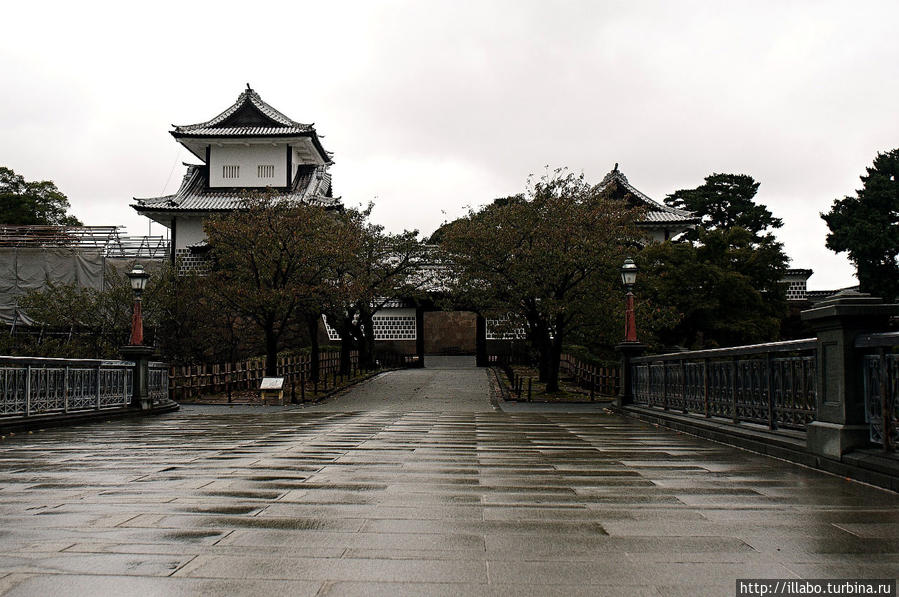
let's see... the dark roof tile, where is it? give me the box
[132,164,340,212]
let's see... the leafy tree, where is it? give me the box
[641,173,789,348]
[149,266,258,366]
[822,149,899,301]
[324,207,426,373]
[665,173,782,237]
[639,228,786,348]
[440,170,643,391]
[0,167,82,226]
[204,196,348,376]
[17,264,137,358]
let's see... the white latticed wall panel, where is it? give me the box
[323,308,417,341]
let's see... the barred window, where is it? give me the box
[257,165,275,178]
[222,165,239,179]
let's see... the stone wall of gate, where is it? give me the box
[423,311,476,355]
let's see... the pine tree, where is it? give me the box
[823,149,899,301]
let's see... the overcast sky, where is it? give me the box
[2,0,897,290]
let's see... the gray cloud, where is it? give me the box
[2,0,896,289]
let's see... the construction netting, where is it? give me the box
[0,248,104,325]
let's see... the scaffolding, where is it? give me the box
[0,225,170,259]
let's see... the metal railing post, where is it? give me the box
[25,365,31,417]
[96,365,102,410]
[880,348,892,452]
[662,362,668,411]
[731,357,739,424]
[766,352,776,430]
[703,358,710,418]
[64,366,69,414]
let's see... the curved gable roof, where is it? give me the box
[595,166,698,228]
[170,86,332,163]
[173,85,311,133]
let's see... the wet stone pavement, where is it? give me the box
[0,367,898,596]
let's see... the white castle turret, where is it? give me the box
[133,85,340,270]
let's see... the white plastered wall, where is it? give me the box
[209,144,286,187]
[174,217,207,251]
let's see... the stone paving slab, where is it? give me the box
[1,367,898,595]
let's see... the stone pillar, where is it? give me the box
[120,345,155,410]
[615,341,646,407]
[415,307,425,368]
[801,291,898,459]
[475,315,487,367]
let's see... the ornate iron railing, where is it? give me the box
[857,332,899,450]
[0,356,133,418]
[632,339,817,431]
[148,361,169,406]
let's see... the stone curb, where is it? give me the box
[0,399,180,435]
[617,405,899,493]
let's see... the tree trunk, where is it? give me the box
[359,308,377,369]
[545,334,564,393]
[537,345,551,384]
[338,323,353,376]
[307,315,320,383]
[264,322,279,377]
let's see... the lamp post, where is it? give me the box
[615,257,645,407]
[121,264,155,410]
[620,257,638,343]
[126,264,150,346]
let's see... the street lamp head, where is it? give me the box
[126,264,150,294]
[620,257,638,288]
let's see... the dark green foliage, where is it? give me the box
[645,173,789,348]
[204,196,345,376]
[639,229,787,348]
[16,265,135,358]
[323,206,425,373]
[822,149,899,301]
[440,170,644,391]
[665,173,782,237]
[0,166,82,226]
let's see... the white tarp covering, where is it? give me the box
[0,248,104,325]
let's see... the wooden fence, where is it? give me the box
[169,350,419,401]
[169,351,352,401]
[489,352,620,399]
[559,353,620,397]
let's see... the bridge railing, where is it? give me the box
[857,331,899,449]
[631,339,817,431]
[148,361,169,407]
[0,356,134,418]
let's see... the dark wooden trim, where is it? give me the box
[415,307,425,365]
[476,315,487,367]
[170,217,177,266]
[204,146,211,190]
[286,145,292,187]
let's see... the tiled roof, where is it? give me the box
[595,167,698,227]
[170,86,332,163]
[176,126,312,137]
[173,86,312,133]
[807,286,860,303]
[132,164,340,213]
[784,268,813,277]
